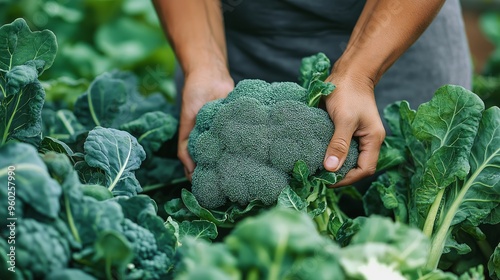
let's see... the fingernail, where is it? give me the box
[325,156,339,170]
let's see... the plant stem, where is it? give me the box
[65,193,82,243]
[268,231,288,280]
[477,239,494,260]
[105,258,113,280]
[422,188,444,237]
[426,163,485,270]
[2,91,22,145]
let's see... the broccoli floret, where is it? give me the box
[122,219,170,280]
[188,53,359,209]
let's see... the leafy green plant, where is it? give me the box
[366,85,500,275]
[0,18,57,146]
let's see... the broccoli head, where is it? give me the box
[188,53,359,209]
[122,219,170,280]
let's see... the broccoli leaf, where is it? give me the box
[298,53,336,107]
[120,111,178,155]
[173,237,240,280]
[452,107,500,227]
[298,52,331,89]
[339,216,430,278]
[0,19,56,145]
[366,85,500,272]
[225,208,343,279]
[179,220,218,241]
[42,109,86,140]
[39,136,77,157]
[489,243,500,280]
[181,189,228,225]
[83,127,146,196]
[276,186,308,212]
[94,231,134,279]
[412,85,484,190]
[0,142,61,219]
[73,73,128,129]
[0,18,57,74]
[1,63,46,145]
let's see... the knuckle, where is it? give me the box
[329,138,350,154]
[364,166,377,176]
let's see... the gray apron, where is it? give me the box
[176,0,472,125]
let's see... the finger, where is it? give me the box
[332,129,385,187]
[178,139,195,181]
[177,112,196,180]
[323,121,356,172]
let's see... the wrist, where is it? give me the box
[330,54,380,87]
[326,58,376,93]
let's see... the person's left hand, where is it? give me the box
[322,72,386,187]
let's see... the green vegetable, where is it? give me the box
[366,85,500,274]
[188,53,359,209]
[121,219,170,280]
[0,18,57,146]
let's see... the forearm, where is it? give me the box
[337,0,446,84]
[152,0,228,74]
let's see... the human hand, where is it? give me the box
[322,72,386,187]
[178,68,234,180]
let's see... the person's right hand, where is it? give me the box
[178,67,234,180]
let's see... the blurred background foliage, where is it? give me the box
[0,0,498,107]
[0,0,176,107]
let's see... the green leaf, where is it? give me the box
[173,237,240,280]
[73,73,128,129]
[458,265,485,280]
[179,220,218,241]
[489,243,500,280]
[377,136,406,171]
[413,85,484,190]
[383,101,403,137]
[164,198,197,221]
[181,189,228,225]
[299,52,331,89]
[71,198,124,247]
[0,18,57,73]
[95,17,164,66]
[297,52,336,107]
[0,142,61,219]
[307,80,335,108]
[225,208,341,279]
[452,107,500,227]
[341,216,430,275]
[363,171,408,223]
[74,161,107,186]
[120,111,178,155]
[41,109,86,140]
[313,170,343,185]
[5,60,43,94]
[276,186,308,212]
[1,71,45,145]
[291,160,310,184]
[480,12,500,45]
[226,200,267,223]
[83,127,146,196]
[39,136,76,156]
[81,184,113,201]
[94,231,133,279]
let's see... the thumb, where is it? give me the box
[323,128,354,172]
